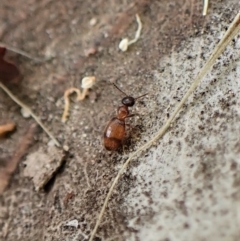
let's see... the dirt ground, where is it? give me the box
[0,0,240,241]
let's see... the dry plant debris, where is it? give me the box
[203,0,209,16]
[89,11,240,241]
[118,14,142,52]
[62,76,96,123]
[0,124,36,194]
[23,146,65,192]
[0,122,16,136]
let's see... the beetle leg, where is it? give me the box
[125,113,135,118]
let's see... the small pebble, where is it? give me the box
[63,145,69,152]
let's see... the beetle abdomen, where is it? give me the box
[103,117,125,151]
[104,137,122,151]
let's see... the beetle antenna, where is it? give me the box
[112,83,128,96]
[134,93,148,100]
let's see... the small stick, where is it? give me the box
[203,0,209,16]
[0,81,60,147]
[0,122,15,136]
[0,42,50,62]
[89,11,240,241]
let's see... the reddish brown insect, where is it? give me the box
[103,84,147,151]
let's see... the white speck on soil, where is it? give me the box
[64,219,79,228]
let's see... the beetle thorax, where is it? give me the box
[117,106,129,120]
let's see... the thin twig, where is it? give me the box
[89,11,240,241]
[0,42,50,62]
[0,81,60,147]
[203,0,209,16]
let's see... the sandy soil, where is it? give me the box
[0,1,240,241]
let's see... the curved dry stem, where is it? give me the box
[61,87,88,123]
[62,77,95,123]
[0,81,60,147]
[89,11,240,241]
[119,14,143,52]
[62,88,81,123]
[128,14,142,46]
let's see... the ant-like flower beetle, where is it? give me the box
[103,83,147,151]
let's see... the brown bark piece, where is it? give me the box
[0,124,36,193]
